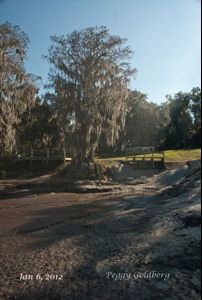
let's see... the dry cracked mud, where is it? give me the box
[0,167,201,300]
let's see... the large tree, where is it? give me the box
[0,22,41,152]
[44,26,136,178]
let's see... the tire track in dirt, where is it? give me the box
[0,195,136,237]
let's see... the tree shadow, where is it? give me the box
[0,185,201,299]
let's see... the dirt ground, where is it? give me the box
[0,164,201,300]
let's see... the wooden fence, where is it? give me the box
[14,148,71,165]
[126,151,136,162]
[126,152,165,169]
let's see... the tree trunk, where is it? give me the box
[88,147,95,163]
[67,154,85,180]
[66,142,97,179]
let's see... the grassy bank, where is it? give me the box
[163,149,201,162]
[97,149,201,163]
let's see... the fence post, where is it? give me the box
[31,149,33,164]
[15,149,17,166]
[152,152,154,168]
[63,147,66,165]
[47,148,49,165]
[133,156,137,169]
[143,152,146,169]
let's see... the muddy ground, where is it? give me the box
[0,165,201,300]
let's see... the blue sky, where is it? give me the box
[0,0,201,104]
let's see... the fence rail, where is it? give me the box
[126,151,165,169]
[14,148,71,165]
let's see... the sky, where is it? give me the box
[0,0,201,104]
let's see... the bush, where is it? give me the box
[0,149,15,178]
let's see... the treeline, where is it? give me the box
[120,88,201,151]
[0,22,201,166]
[14,87,201,153]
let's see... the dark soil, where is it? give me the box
[0,167,201,300]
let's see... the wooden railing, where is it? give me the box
[126,151,136,162]
[14,148,71,165]
[126,152,165,169]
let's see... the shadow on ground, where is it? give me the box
[0,178,201,300]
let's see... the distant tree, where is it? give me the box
[0,22,41,152]
[122,90,149,148]
[43,26,136,178]
[17,95,60,149]
[162,91,193,149]
[117,90,170,150]
[189,87,201,148]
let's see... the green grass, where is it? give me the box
[97,149,201,163]
[163,149,201,162]
[95,152,127,160]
